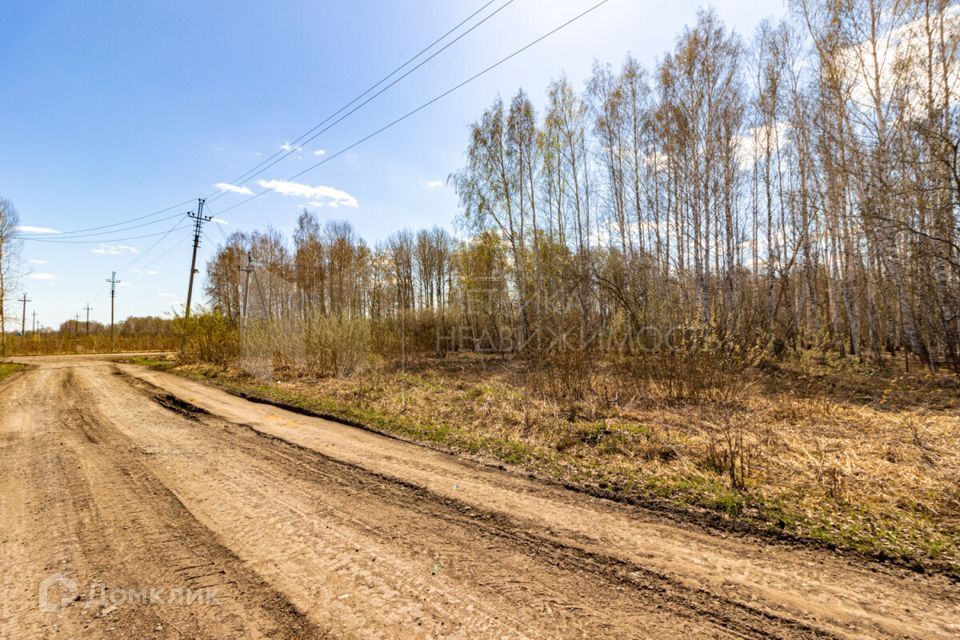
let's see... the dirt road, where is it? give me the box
[0,355,956,639]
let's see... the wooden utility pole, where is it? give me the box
[73,313,80,337]
[185,198,211,319]
[18,293,30,338]
[106,272,120,348]
[31,310,37,333]
[84,304,92,335]
[239,252,254,326]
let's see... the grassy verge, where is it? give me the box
[134,354,960,577]
[125,355,178,371]
[0,362,27,382]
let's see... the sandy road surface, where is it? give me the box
[0,355,957,639]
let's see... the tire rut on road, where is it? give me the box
[111,369,832,639]
[0,366,328,639]
[5,355,959,639]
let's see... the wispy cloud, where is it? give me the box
[211,217,229,225]
[426,179,445,189]
[313,149,326,157]
[280,141,302,153]
[27,272,56,281]
[92,244,139,255]
[29,258,49,265]
[145,270,160,276]
[213,182,253,196]
[257,179,358,208]
[18,225,60,234]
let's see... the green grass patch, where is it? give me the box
[0,362,26,381]
[125,356,177,371]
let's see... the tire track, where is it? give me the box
[0,366,328,639]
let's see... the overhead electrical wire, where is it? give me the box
[88,217,192,306]
[21,0,612,317]
[16,0,518,246]
[19,211,187,242]
[22,224,192,244]
[206,0,515,203]
[19,198,195,238]
[120,217,193,275]
[216,0,612,217]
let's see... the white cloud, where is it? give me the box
[145,270,160,276]
[29,258,49,265]
[27,272,56,281]
[313,149,326,157]
[17,226,60,234]
[280,141,302,153]
[426,180,445,189]
[211,217,230,225]
[92,244,139,256]
[213,182,253,196]
[257,179,358,208]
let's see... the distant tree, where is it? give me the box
[0,197,21,356]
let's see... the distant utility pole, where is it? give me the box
[31,310,37,334]
[106,271,120,346]
[18,293,30,338]
[84,304,92,335]
[73,313,80,337]
[184,198,211,319]
[239,252,254,326]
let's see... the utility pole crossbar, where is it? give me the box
[106,272,120,348]
[185,198,211,319]
[18,293,30,339]
[239,252,254,326]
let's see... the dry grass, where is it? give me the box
[158,350,960,575]
[3,333,178,356]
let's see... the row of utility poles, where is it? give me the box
[14,295,106,339]
[12,197,240,344]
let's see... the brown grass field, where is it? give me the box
[131,350,960,576]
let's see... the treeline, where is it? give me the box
[51,315,174,338]
[7,316,178,356]
[206,1,960,373]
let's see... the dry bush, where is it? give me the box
[526,348,599,406]
[302,316,371,377]
[702,409,759,491]
[174,311,240,366]
[240,316,371,379]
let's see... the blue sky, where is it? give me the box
[0,0,786,328]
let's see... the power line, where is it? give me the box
[206,0,515,203]
[136,232,189,273]
[20,224,191,244]
[118,217,192,276]
[18,198,194,237]
[217,0,613,217]
[18,211,186,241]
[87,217,191,307]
